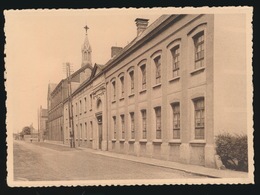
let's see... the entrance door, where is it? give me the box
[97,115,102,150]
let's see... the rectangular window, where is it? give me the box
[130,71,134,94]
[154,56,161,84]
[80,123,82,139]
[194,98,205,139]
[112,81,116,101]
[121,115,125,139]
[79,100,82,115]
[76,102,78,116]
[155,107,161,139]
[84,97,87,112]
[171,45,180,78]
[90,121,93,138]
[120,76,124,96]
[172,103,180,139]
[130,112,135,139]
[85,122,87,139]
[90,94,92,110]
[141,110,147,139]
[113,116,116,139]
[194,32,205,69]
[141,65,146,89]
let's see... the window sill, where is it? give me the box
[84,139,87,141]
[139,139,147,143]
[111,139,117,142]
[139,89,147,94]
[190,67,205,75]
[128,93,135,98]
[119,97,124,101]
[169,76,180,83]
[168,139,181,144]
[189,140,206,145]
[152,139,162,144]
[128,139,135,143]
[89,138,93,141]
[111,100,116,104]
[119,139,125,142]
[152,83,161,89]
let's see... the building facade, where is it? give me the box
[47,14,247,168]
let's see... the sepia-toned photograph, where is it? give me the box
[4,7,253,186]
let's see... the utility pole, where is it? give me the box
[66,62,75,148]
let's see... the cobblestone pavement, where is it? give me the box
[13,141,206,181]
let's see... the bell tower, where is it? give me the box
[81,25,92,67]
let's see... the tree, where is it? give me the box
[21,126,31,136]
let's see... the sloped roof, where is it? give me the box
[48,83,58,93]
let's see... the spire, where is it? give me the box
[81,24,92,67]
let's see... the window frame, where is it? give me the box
[154,56,161,84]
[130,112,135,139]
[171,45,180,78]
[120,114,125,139]
[193,97,205,140]
[193,31,205,69]
[154,106,162,139]
[171,102,180,139]
[141,109,147,139]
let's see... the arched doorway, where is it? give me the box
[96,98,102,150]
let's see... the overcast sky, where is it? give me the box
[4,8,169,133]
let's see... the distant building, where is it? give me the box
[46,14,248,168]
[39,106,48,141]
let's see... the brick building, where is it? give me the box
[47,14,248,168]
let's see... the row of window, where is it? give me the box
[66,121,94,140]
[112,97,205,140]
[111,31,205,101]
[65,95,93,120]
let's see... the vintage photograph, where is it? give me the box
[4,7,253,186]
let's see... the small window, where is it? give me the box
[120,76,124,97]
[112,81,116,101]
[129,71,134,94]
[193,32,205,69]
[76,102,78,116]
[85,122,87,139]
[79,100,82,115]
[84,97,87,112]
[130,112,135,139]
[140,65,146,89]
[171,45,180,78]
[155,107,161,139]
[141,110,147,139]
[90,121,93,138]
[113,116,117,139]
[90,94,92,110]
[121,115,125,139]
[154,56,161,84]
[194,98,205,139]
[172,103,180,139]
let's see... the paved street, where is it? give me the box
[13,140,205,181]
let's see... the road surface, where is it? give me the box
[13,140,205,181]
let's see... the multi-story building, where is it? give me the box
[49,14,247,168]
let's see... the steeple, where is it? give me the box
[81,24,92,67]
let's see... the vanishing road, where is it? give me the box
[13,140,205,181]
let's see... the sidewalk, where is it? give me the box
[42,140,248,179]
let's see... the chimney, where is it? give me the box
[111,46,123,58]
[135,18,149,36]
